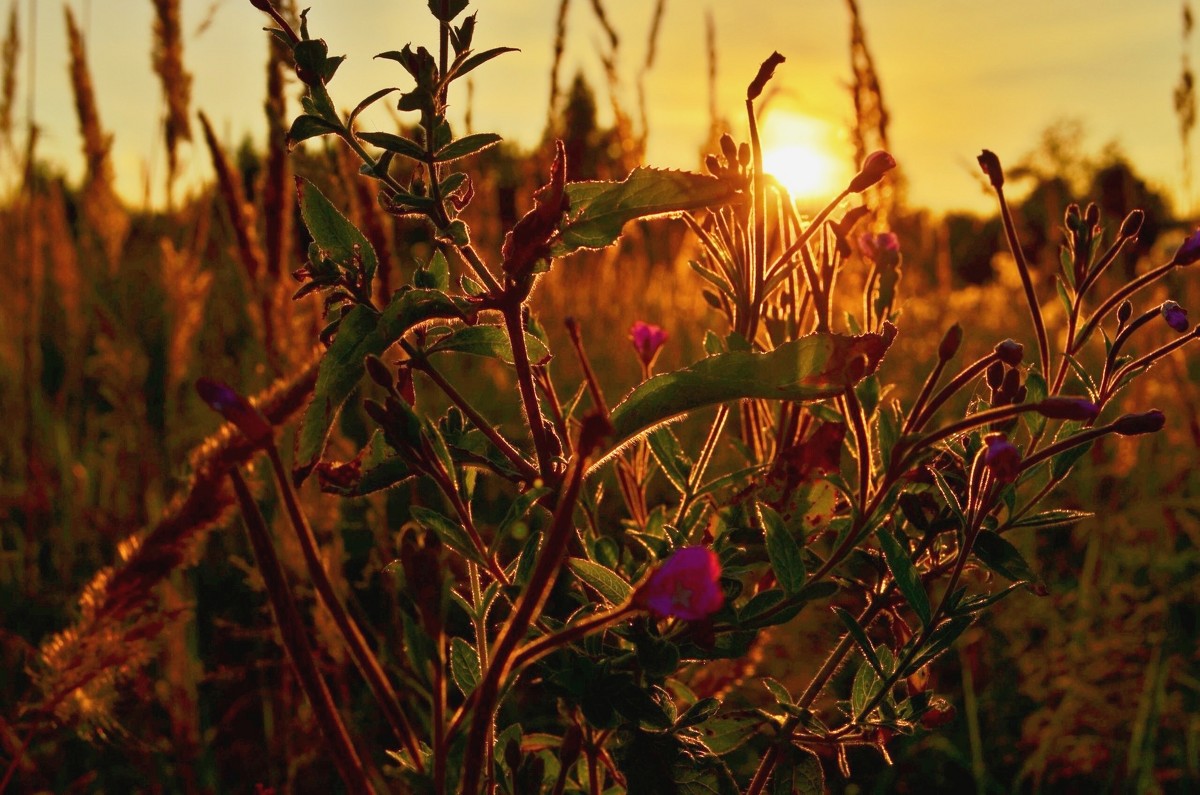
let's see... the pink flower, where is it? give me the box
[858,232,901,267]
[1172,228,1200,266]
[636,547,724,621]
[629,321,669,369]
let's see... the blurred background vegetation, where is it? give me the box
[2,0,1199,792]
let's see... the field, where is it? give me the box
[3,1,1200,793]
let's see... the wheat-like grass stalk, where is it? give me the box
[262,30,291,281]
[151,0,192,203]
[0,3,19,152]
[30,356,320,734]
[64,6,127,268]
[160,206,213,392]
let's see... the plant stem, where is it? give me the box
[229,469,375,794]
[993,185,1051,380]
[504,305,556,483]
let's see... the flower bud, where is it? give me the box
[1161,300,1189,333]
[249,0,273,11]
[1036,397,1100,421]
[1000,366,1021,398]
[986,361,1005,391]
[1064,203,1081,232]
[719,133,738,166]
[1112,409,1166,436]
[635,547,725,620]
[1116,299,1133,327]
[977,149,1004,189]
[1172,228,1200,266]
[848,150,897,193]
[994,339,1024,366]
[1119,209,1145,239]
[704,154,721,177]
[983,432,1021,484]
[195,377,274,445]
[1084,202,1100,228]
[938,323,963,362]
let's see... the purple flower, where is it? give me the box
[847,150,896,193]
[858,232,901,267]
[629,321,669,369]
[636,547,724,621]
[1161,301,1189,333]
[1172,228,1200,266]
[983,433,1021,484]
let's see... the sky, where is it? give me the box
[6,0,1193,216]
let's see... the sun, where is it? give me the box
[759,112,850,203]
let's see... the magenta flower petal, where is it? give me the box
[1161,301,1189,333]
[1172,228,1200,266]
[629,321,669,368]
[637,547,724,621]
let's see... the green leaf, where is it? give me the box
[1006,508,1093,531]
[424,325,551,365]
[450,46,519,82]
[877,528,932,627]
[905,616,973,674]
[973,530,1045,593]
[411,506,481,564]
[297,177,378,286]
[494,486,552,550]
[833,606,884,678]
[435,132,502,162]
[551,168,740,256]
[760,504,806,596]
[287,114,341,147]
[646,427,691,494]
[598,328,893,463]
[773,747,824,795]
[357,130,428,162]
[762,677,793,706]
[675,698,721,729]
[567,558,633,606]
[696,714,764,755]
[449,637,480,696]
[317,430,413,496]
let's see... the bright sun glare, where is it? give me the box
[759,112,849,203]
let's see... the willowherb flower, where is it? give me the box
[1161,300,1189,332]
[635,547,724,621]
[847,150,896,193]
[629,321,669,369]
[1171,227,1200,266]
[994,339,1024,366]
[983,433,1021,484]
[858,231,901,267]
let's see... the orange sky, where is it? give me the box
[8,0,1192,216]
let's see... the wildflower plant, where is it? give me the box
[179,1,1200,792]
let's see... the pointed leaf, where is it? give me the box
[972,530,1045,593]
[435,132,502,163]
[450,637,480,696]
[552,168,741,256]
[424,325,550,364]
[597,327,894,464]
[357,130,428,162]
[297,177,378,286]
[833,606,885,678]
[877,528,932,627]
[567,558,633,606]
[287,114,341,147]
[760,505,806,596]
[451,46,519,81]
[411,506,482,564]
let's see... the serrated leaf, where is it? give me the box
[567,558,633,606]
[760,505,806,596]
[287,114,341,147]
[449,637,480,696]
[551,168,741,256]
[597,327,894,464]
[411,506,481,563]
[696,714,764,755]
[357,130,428,162]
[424,325,550,364]
[298,177,378,286]
[435,132,502,162]
[773,746,824,795]
[973,530,1045,592]
[877,527,932,627]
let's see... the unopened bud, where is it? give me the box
[195,377,274,445]
[1172,228,1200,266]
[738,142,751,167]
[977,149,1004,190]
[1116,299,1133,327]
[704,154,721,176]
[1119,209,1145,239]
[848,150,897,193]
[1036,397,1100,421]
[719,134,738,166]
[986,361,1005,391]
[1000,366,1021,397]
[983,432,1021,484]
[1064,203,1081,231]
[249,0,273,10]
[1112,409,1166,436]
[938,323,963,362]
[1161,300,1189,332]
[1084,202,1100,228]
[994,339,1024,366]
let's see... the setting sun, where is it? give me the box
[759,111,852,203]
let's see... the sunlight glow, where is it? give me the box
[759,112,851,203]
